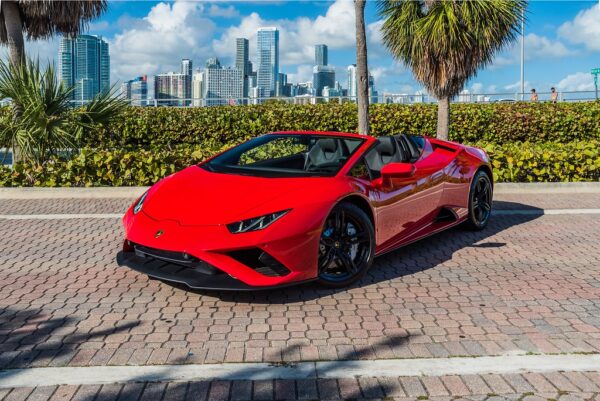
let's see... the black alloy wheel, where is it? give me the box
[464,170,493,230]
[317,202,375,288]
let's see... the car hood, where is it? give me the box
[141,166,339,226]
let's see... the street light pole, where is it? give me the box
[520,7,525,101]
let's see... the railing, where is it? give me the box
[1,90,597,108]
[74,90,599,107]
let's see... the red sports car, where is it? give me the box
[117,131,493,290]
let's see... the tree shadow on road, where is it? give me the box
[1,332,415,401]
[0,306,138,372]
[178,200,543,304]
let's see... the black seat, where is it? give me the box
[305,138,346,170]
[364,137,405,177]
[395,134,421,163]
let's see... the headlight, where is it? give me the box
[227,210,290,234]
[133,190,149,214]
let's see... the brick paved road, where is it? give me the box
[1,192,599,371]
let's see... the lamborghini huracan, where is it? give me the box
[117,131,493,290]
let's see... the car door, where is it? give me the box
[370,137,446,250]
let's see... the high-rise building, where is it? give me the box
[59,35,110,103]
[154,72,189,106]
[256,27,279,98]
[315,44,328,66]
[180,59,192,105]
[275,73,288,97]
[121,76,148,106]
[206,57,221,69]
[192,70,204,106]
[236,38,250,99]
[346,64,377,103]
[313,65,335,97]
[203,67,243,106]
[236,38,250,75]
[181,59,192,76]
[347,64,357,99]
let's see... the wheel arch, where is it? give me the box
[338,194,375,227]
[476,164,494,189]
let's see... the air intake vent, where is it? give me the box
[228,248,291,277]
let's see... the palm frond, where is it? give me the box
[378,0,526,99]
[0,1,107,43]
[0,57,126,165]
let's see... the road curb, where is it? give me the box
[1,182,599,199]
[1,353,600,389]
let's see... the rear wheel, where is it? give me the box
[317,203,375,288]
[463,170,493,230]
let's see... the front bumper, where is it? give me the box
[116,250,314,290]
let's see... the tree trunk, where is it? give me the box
[354,0,369,136]
[436,96,450,140]
[2,1,25,68]
[2,1,24,163]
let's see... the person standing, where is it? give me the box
[530,89,539,101]
[550,87,558,103]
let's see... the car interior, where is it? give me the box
[362,134,424,178]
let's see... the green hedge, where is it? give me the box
[1,141,598,186]
[2,101,599,148]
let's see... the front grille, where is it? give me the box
[227,248,291,277]
[132,243,220,275]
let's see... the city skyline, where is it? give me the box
[140,28,369,104]
[22,1,599,98]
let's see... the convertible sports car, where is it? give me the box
[117,131,493,290]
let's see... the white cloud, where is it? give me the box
[504,80,531,91]
[525,33,573,58]
[213,0,356,67]
[492,33,573,68]
[109,1,216,82]
[208,5,240,19]
[556,72,595,91]
[471,83,484,94]
[286,64,314,84]
[558,4,600,51]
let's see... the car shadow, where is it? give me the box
[173,200,542,304]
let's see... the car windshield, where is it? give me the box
[202,134,364,178]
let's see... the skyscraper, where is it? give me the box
[315,44,328,66]
[347,64,357,99]
[181,59,192,76]
[154,72,189,106]
[192,70,204,106]
[346,64,377,103]
[236,38,250,98]
[203,67,243,106]
[256,27,279,98]
[59,35,110,103]
[313,65,335,97]
[121,76,148,106]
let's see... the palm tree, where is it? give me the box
[0,58,127,166]
[355,0,370,135]
[0,0,107,68]
[378,0,525,140]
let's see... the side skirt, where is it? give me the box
[374,216,468,258]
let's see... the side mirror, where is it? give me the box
[381,162,416,179]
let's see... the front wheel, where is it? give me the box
[317,202,375,288]
[463,170,493,231]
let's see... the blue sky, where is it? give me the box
[11,0,600,96]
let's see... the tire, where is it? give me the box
[463,169,493,231]
[316,202,375,288]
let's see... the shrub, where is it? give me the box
[3,101,597,149]
[1,141,598,187]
